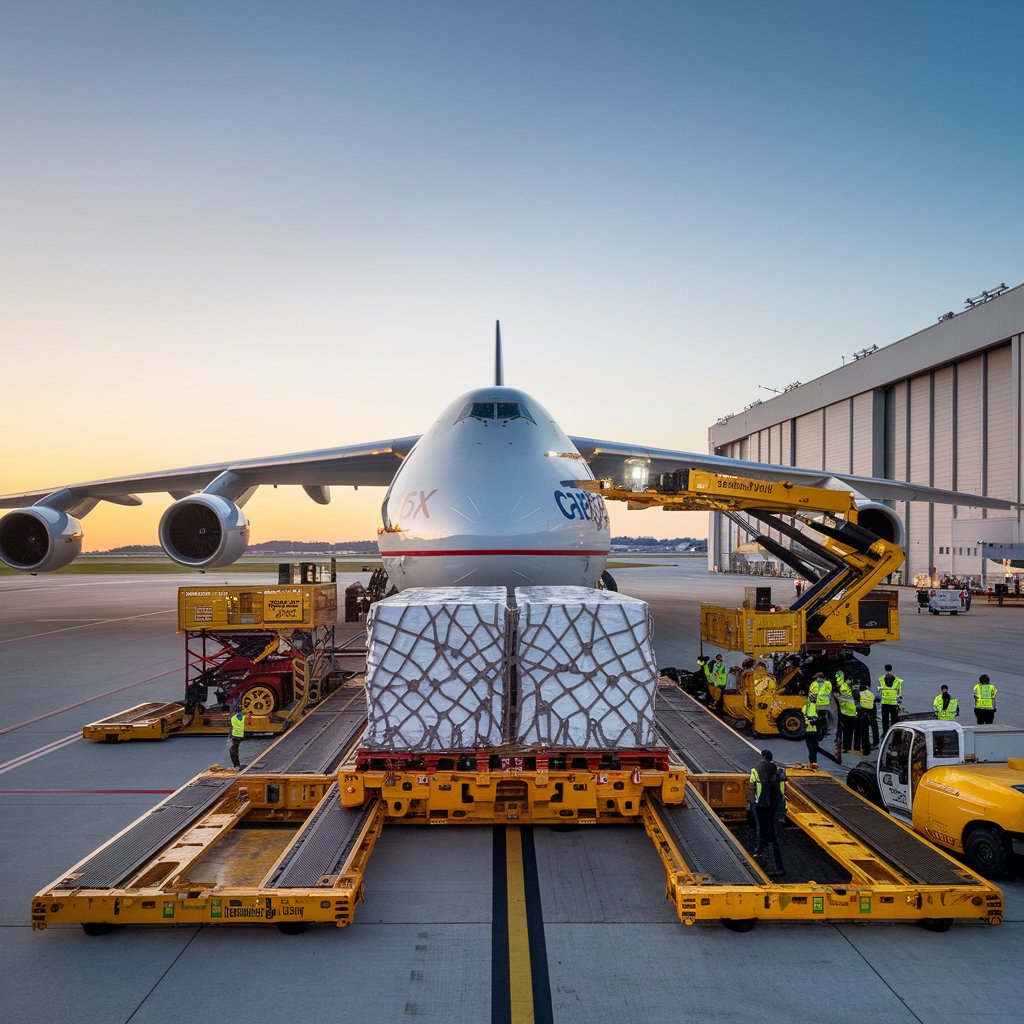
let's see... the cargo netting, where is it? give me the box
[514,586,658,749]
[364,587,510,750]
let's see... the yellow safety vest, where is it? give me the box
[878,675,903,705]
[973,683,997,709]
[230,712,246,738]
[803,703,818,734]
[859,689,876,710]
[810,679,832,707]
[933,695,959,720]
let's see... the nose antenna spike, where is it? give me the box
[494,321,504,386]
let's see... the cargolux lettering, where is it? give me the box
[554,489,608,528]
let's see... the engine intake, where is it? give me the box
[0,507,83,572]
[856,502,905,549]
[159,494,250,568]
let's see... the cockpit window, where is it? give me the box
[456,401,535,424]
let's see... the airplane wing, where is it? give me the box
[0,436,422,513]
[568,436,1018,510]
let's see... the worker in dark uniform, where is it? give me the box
[973,675,997,724]
[802,696,819,769]
[228,702,248,769]
[750,750,786,875]
[856,681,879,755]
[877,665,903,733]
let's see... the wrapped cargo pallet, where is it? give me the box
[514,586,658,749]
[364,587,510,751]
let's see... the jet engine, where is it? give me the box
[158,494,250,568]
[855,501,905,548]
[0,507,83,572]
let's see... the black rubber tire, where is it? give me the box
[600,570,618,592]
[964,825,1012,878]
[776,708,806,739]
[918,918,953,932]
[847,774,872,798]
[722,918,757,932]
[82,922,119,936]
[950,611,958,615]
[276,921,309,935]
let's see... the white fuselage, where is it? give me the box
[377,387,610,589]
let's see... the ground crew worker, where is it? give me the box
[802,697,819,768]
[856,681,879,755]
[229,703,248,769]
[834,674,858,755]
[808,672,832,736]
[933,685,959,721]
[973,674,997,724]
[750,750,786,875]
[877,664,903,733]
[704,653,728,711]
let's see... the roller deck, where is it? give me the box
[34,680,1004,932]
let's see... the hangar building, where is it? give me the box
[707,283,1024,585]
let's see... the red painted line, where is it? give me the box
[378,549,610,557]
[0,789,174,795]
[0,666,183,736]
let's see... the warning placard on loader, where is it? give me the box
[264,595,305,623]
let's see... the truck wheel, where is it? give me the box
[776,709,806,739]
[918,918,953,932]
[239,683,279,715]
[82,922,119,936]
[722,918,757,932]
[848,774,871,798]
[964,826,1012,878]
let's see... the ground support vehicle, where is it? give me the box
[35,682,1003,933]
[595,470,902,738]
[83,585,352,742]
[844,721,1024,877]
[925,588,971,614]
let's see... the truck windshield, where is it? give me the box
[932,731,959,758]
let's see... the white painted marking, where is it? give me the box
[0,733,81,775]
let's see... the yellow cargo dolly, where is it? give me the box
[83,585,347,742]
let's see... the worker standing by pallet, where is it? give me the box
[878,665,903,733]
[802,696,820,769]
[973,675,998,724]
[229,704,248,769]
[834,674,858,757]
[808,672,832,738]
[750,750,786,876]
[856,681,879,755]
[933,685,960,720]
[704,653,728,711]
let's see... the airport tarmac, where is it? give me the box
[0,563,1021,1024]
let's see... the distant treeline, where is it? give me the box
[96,540,379,555]
[611,536,707,551]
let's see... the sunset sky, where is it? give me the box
[2,1,1022,550]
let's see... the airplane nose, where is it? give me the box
[446,491,549,537]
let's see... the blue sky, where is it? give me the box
[1,1,1021,546]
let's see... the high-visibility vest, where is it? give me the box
[230,712,246,738]
[933,695,959,720]
[810,679,832,707]
[878,675,903,705]
[750,764,787,806]
[705,662,727,688]
[835,687,857,717]
[973,683,997,709]
[859,689,876,711]
[803,702,819,734]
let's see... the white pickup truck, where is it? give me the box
[925,588,970,614]
[846,721,1024,877]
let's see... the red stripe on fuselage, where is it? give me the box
[378,549,610,557]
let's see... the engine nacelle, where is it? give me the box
[0,507,83,572]
[158,494,250,568]
[856,501,905,549]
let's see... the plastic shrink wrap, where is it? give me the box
[514,586,658,749]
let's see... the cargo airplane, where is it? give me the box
[0,326,1015,588]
